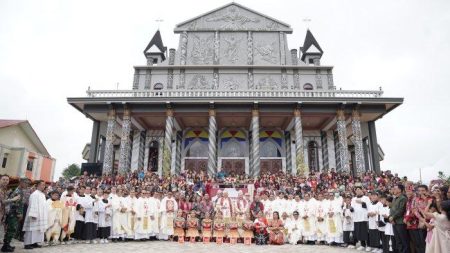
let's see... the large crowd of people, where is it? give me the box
[0,169,449,253]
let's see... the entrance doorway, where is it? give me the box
[260,159,282,175]
[221,159,246,176]
[184,158,208,173]
[148,141,158,172]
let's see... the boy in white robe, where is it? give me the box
[82,187,98,243]
[23,181,48,249]
[45,191,63,245]
[97,191,112,243]
[351,187,370,251]
[342,195,356,249]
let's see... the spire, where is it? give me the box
[300,29,323,62]
[144,30,167,64]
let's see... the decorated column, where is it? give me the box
[251,106,260,178]
[351,109,366,175]
[102,109,116,175]
[118,108,132,175]
[207,108,217,177]
[336,109,350,172]
[162,109,174,177]
[294,108,308,175]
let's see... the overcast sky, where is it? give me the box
[1,0,449,182]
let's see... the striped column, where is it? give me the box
[118,109,132,175]
[162,109,174,177]
[285,131,292,175]
[337,109,350,173]
[207,108,217,177]
[251,108,260,178]
[352,109,366,175]
[102,110,116,175]
[175,132,182,174]
[294,108,308,175]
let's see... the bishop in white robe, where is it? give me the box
[158,192,178,240]
[23,181,48,248]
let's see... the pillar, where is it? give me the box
[336,109,350,173]
[368,121,381,174]
[285,131,292,174]
[251,107,260,178]
[352,110,366,175]
[131,130,145,172]
[207,108,217,177]
[118,108,132,175]
[88,120,100,163]
[102,110,116,175]
[162,109,174,177]
[294,108,308,175]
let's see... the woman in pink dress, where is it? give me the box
[421,200,450,253]
[268,211,284,245]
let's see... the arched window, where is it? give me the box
[153,83,163,90]
[303,83,313,90]
[308,141,319,172]
[187,141,208,157]
[222,140,244,157]
[261,141,280,157]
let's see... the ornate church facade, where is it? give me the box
[68,3,403,177]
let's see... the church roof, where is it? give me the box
[143,30,167,55]
[300,29,323,60]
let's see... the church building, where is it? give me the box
[68,3,403,177]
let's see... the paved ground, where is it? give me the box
[11,240,360,253]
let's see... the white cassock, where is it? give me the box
[326,198,343,243]
[45,199,63,242]
[286,199,296,216]
[126,196,138,238]
[286,217,303,245]
[111,196,131,238]
[97,199,112,228]
[158,197,178,240]
[134,197,149,239]
[315,199,329,241]
[60,193,77,239]
[300,199,317,241]
[342,203,355,233]
[23,190,48,245]
[264,200,274,219]
[148,197,159,236]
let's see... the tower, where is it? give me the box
[143,30,167,65]
[300,29,323,66]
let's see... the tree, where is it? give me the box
[62,163,81,179]
[438,171,450,185]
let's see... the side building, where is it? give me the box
[0,120,56,182]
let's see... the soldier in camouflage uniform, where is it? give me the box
[1,178,28,252]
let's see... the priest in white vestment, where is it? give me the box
[325,192,343,244]
[111,189,130,240]
[148,192,160,237]
[216,192,233,221]
[158,191,178,240]
[23,181,48,249]
[315,193,329,242]
[300,193,317,242]
[135,191,150,240]
[286,211,303,244]
[126,190,139,239]
[45,191,63,245]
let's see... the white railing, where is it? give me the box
[86,89,383,98]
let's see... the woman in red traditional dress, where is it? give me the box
[253,211,268,245]
[201,212,213,240]
[242,213,254,244]
[268,211,285,245]
[173,210,185,241]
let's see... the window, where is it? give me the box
[303,83,313,90]
[308,141,319,172]
[1,154,8,168]
[153,83,163,90]
[26,159,34,171]
[309,58,314,64]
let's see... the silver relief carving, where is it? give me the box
[281,70,288,89]
[224,36,242,63]
[212,70,219,89]
[188,74,210,89]
[179,69,185,89]
[133,70,139,90]
[258,76,279,90]
[247,69,254,89]
[223,77,239,90]
[293,70,300,89]
[205,6,260,30]
[255,42,278,64]
[191,34,214,64]
[214,31,220,64]
[279,32,286,65]
[315,69,323,89]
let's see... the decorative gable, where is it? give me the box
[174,3,292,33]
